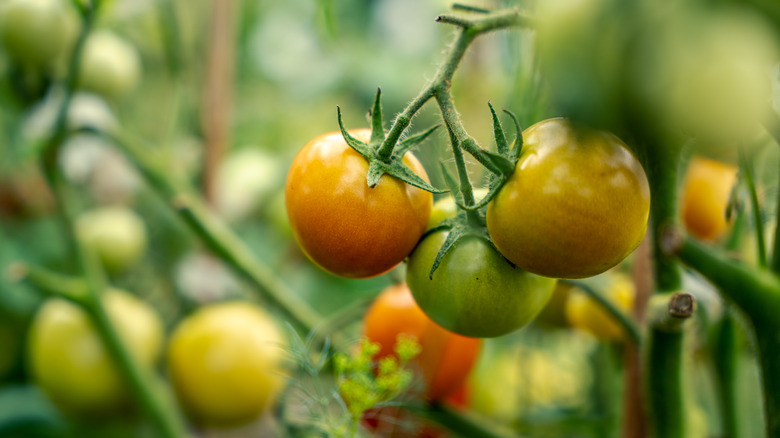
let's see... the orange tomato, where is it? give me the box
[680,155,738,241]
[363,283,481,401]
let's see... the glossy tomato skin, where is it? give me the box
[27,290,163,415]
[364,283,481,401]
[285,130,432,278]
[486,118,650,279]
[167,301,287,427]
[680,155,738,241]
[406,232,557,338]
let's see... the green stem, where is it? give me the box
[564,280,641,345]
[95,128,346,350]
[647,328,685,438]
[668,234,780,437]
[713,311,740,438]
[377,8,529,161]
[739,148,767,268]
[411,402,522,438]
[641,138,684,438]
[771,155,780,274]
[438,93,476,209]
[9,264,88,303]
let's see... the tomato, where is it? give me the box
[78,31,141,99]
[680,155,738,241]
[167,301,287,426]
[214,148,281,222]
[486,118,650,279]
[564,272,635,340]
[406,231,557,338]
[285,129,432,278]
[536,281,574,328]
[76,206,147,274]
[363,283,481,401]
[27,289,163,415]
[0,0,77,69]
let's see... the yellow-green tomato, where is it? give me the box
[78,31,141,99]
[76,206,147,273]
[167,301,287,427]
[0,0,77,68]
[565,273,635,340]
[406,231,557,338]
[28,290,164,415]
[486,118,650,279]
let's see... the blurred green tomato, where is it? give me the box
[0,0,77,68]
[634,7,780,144]
[76,206,147,273]
[214,148,281,222]
[28,289,164,415]
[79,31,141,99]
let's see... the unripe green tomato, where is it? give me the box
[78,31,141,99]
[76,206,147,274]
[27,289,164,415]
[407,231,557,338]
[167,301,287,427]
[0,0,77,68]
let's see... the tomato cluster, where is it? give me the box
[287,118,649,339]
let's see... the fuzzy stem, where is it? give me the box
[376,9,530,161]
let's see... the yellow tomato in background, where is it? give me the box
[167,301,287,427]
[565,273,635,340]
[28,290,163,415]
[680,156,739,241]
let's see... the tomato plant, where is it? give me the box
[285,129,432,278]
[27,289,163,415]
[167,301,287,427]
[680,155,738,242]
[565,273,635,341]
[363,283,481,401]
[486,118,651,279]
[76,206,147,274]
[406,231,557,338]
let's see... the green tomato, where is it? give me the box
[27,289,164,415]
[76,206,147,274]
[406,231,557,338]
[78,31,141,99]
[0,0,77,68]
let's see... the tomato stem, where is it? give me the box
[377,8,530,163]
[739,147,767,268]
[712,310,741,438]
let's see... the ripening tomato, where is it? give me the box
[406,231,557,338]
[565,272,635,340]
[363,283,481,401]
[486,118,650,279]
[167,301,287,426]
[680,155,738,241]
[285,130,432,278]
[76,206,147,274]
[27,289,164,415]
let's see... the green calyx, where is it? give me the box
[337,89,445,193]
[454,103,523,212]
